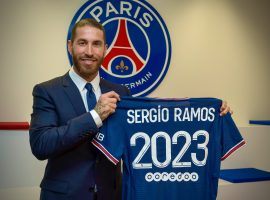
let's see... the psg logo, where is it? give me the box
[67,0,171,96]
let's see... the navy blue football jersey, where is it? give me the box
[92,97,245,200]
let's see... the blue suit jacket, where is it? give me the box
[29,72,130,200]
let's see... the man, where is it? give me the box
[29,18,130,200]
[29,18,232,200]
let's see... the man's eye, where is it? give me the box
[78,41,86,46]
[93,41,102,46]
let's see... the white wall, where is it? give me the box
[0,0,269,199]
[0,0,86,122]
[149,0,270,126]
[0,0,269,125]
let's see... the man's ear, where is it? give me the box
[67,40,73,55]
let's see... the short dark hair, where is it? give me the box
[70,18,106,43]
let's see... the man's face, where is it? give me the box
[68,25,107,81]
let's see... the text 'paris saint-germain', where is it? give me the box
[127,106,215,124]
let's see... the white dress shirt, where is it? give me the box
[69,67,103,128]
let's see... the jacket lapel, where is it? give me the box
[62,72,87,116]
[62,75,114,116]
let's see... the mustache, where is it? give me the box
[80,54,97,60]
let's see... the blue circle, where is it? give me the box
[67,0,171,97]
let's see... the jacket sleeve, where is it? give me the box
[29,84,99,160]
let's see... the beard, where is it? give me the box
[72,52,104,81]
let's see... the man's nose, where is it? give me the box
[85,44,93,56]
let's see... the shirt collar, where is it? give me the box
[69,66,100,92]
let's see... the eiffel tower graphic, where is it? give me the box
[102,19,145,76]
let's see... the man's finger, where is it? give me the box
[220,106,230,116]
[220,101,227,111]
[102,91,120,101]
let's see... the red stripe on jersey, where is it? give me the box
[92,139,119,165]
[221,140,246,161]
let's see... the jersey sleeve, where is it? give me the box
[91,112,125,165]
[220,114,246,161]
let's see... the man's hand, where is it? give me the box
[94,91,120,121]
[220,101,233,116]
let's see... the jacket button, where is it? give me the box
[89,185,98,192]
[89,186,95,192]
